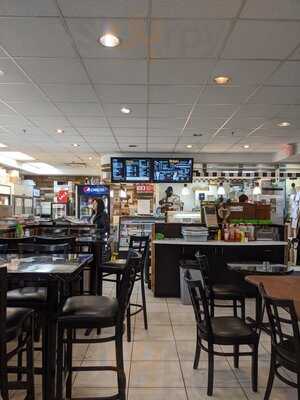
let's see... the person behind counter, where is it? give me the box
[90,198,109,235]
[217,199,231,224]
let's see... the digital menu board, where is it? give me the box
[153,158,193,183]
[111,158,151,182]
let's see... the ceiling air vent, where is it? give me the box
[64,162,87,168]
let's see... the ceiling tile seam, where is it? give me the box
[0,43,97,160]
[146,0,152,152]
[172,0,249,152]
[54,0,126,154]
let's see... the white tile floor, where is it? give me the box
[10,283,298,400]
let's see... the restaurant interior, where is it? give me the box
[1,1,300,400]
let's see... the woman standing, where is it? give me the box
[90,198,109,235]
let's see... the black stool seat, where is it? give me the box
[6,307,33,342]
[200,316,257,343]
[101,259,127,273]
[60,295,119,328]
[7,287,47,304]
[276,339,295,365]
[212,284,245,298]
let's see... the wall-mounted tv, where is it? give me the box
[111,157,151,183]
[153,158,193,183]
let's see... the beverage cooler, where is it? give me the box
[75,184,110,222]
[0,184,11,206]
[52,203,67,219]
[13,196,33,215]
[33,188,41,216]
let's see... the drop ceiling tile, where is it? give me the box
[182,129,215,137]
[249,86,300,105]
[186,118,226,130]
[212,60,279,85]
[68,116,109,128]
[149,85,200,104]
[267,62,300,86]
[250,128,300,137]
[8,101,62,116]
[245,136,296,144]
[241,0,300,19]
[16,58,89,84]
[58,0,148,17]
[108,117,147,128]
[278,105,300,119]
[152,0,242,18]
[222,20,300,59]
[149,60,214,84]
[148,136,179,144]
[119,145,146,152]
[192,104,237,118]
[198,86,254,104]
[118,137,146,144]
[291,47,300,60]
[237,104,289,118]
[67,18,147,58]
[87,136,117,144]
[103,104,147,117]
[178,135,209,144]
[84,59,147,84]
[76,127,112,136]
[41,84,97,102]
[0,58,30,83]
[0,102,17,115]
[0,114,33,126]
[148,118,185,129]
[0,18,76,57]
[56,102,104,116]
[151,19,231,58]
[44,127,79,136]
[113,128,146,136]
[147,144,174,151]
[149,104,190,118]
[201,144,231,152]
[0,83,46,102]
[209,136,240,145]
[208,128,248,137]
[148,129,181,136]
[224,117,266,130]
[29,116,71,129]
[95,85,147,103]
[0,0,59,16]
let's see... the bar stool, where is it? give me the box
[0,265,35,400]
[56,249,140,400]
[101,236,149,341]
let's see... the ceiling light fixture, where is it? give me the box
[277,121,291,127]
[128,144,137,148]
[243,144,250,149]
[56,128,64,134]
[120,106,131,114]
[99,33,120,47]
[72,143,80,147]
[214,76,231,85]
[0,143,7,148]
[0,151,34,161]
[0,70,4,76]
[186,144,193,149]
[88,157,93,160]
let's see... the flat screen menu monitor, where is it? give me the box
[153,158,193,183]
[111,158,151,182]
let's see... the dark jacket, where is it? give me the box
[92,211,109,234]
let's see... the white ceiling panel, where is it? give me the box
[149,85,200,104]
[56,102,104,116]
[118,137,146,144]
[192,104,237,118]
[149,136,179,144]
[147,144,174,151]
[17,58,89,84]
[113,128,146,136]
[67,18,147,58]
[0,83,46,102]
[149,60,215,84]
[8,101,62,116]
[0,18,76,57]
[241,0,300,19]
[148,129,181,136]
[291,46,300,60]
[186,118,226,130]
[84,59,147,84]
[43,127,79,136]
[108,117,147,128]
[224,117,266,130]
[0,114,34,127]
[41,84,97,102]
[201,144,231,152]
[0,0,58,16]
[95,85,147,103]
[29,116,71,129]
[76,127,112,136]
[67,116,109,128]
[216,129,248,137]
[212,60,279,85]
[198,86,254,104]
[152,0,242,18]
[250,128,300,137]
[148,118,185,129]
[278,106,300,119]
[149,104,190,118]
[151,19,231,58]
[245,136,299,144]
[222,20,300,59]
[237,104,289,118]
[103,104,147,117]
[0,58,30,83]
[249,87,300,105]
[58,0,148,17]
[267,62,300,86]
[178,135,209,144]
[0,102,18,115]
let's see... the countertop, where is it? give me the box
[153,239,287,246]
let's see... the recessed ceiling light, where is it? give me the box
[88,157,93,160]
[56,128,64,134]
[213,76,231,85]
[0,70,4,76]
[98,33,120,48]
[277,121,291,127]
[186,144,193,149]
[243,144,250,149]
[128,144,137,148]
[121,106,131,114]
[72,143,80,147]
[0,143,7,148]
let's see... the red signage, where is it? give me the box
[57,189,68,204]
[136,184,154,193]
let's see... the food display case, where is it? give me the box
[118,215,164,252]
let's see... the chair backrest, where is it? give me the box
[0,266,7,344]
[18,242,70,255]
[129,235,149,272]
[34,236,76,251]
[184,270,213,339]
[116,249,140,326]
[259,283,300,364]
[0,237,34,253]
[0,243,8,254]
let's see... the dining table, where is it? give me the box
[2,253,93,400]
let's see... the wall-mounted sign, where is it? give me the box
[136,184,154,193]
[57,189,68,204]
[78,185,110,196]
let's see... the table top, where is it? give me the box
[227,263,294,275]
[153,239,287,246]
[246,275,300,319]
[1,253,92,280]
